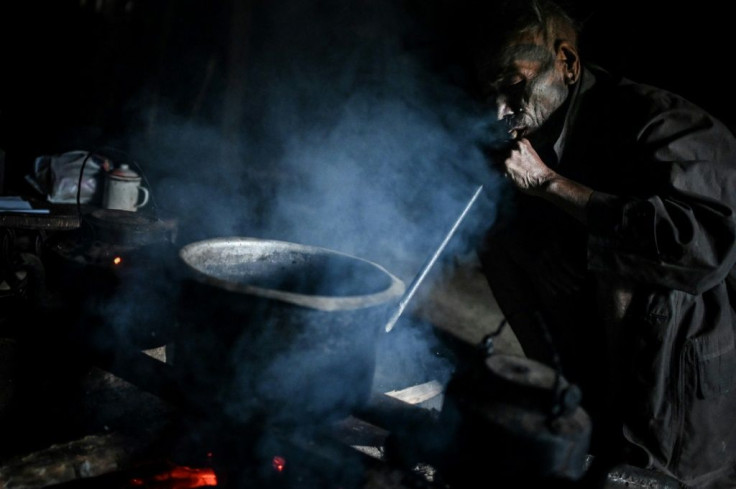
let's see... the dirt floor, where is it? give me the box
[406,251,522,355]
[369,249,523,407]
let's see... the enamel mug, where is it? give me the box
[102,164,149,212]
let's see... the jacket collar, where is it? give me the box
[554,64,597,162]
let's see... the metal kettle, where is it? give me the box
[102,164,149,212]
[432,326,592,486]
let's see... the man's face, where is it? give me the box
[481,38,570,139]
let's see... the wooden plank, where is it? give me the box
[384,380,443,405]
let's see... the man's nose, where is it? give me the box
[496,98,514,120]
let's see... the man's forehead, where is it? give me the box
[497,38,552,69]
[478,40,553,82]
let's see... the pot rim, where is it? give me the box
[178,236,406,312]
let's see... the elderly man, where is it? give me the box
[469,1,736,487]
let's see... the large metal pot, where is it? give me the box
[171,237,405,426]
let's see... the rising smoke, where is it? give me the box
[136,0,506,280]
[118,0,509,451]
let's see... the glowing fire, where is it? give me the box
[113,256,123,266]
[129,465,217,488]
[272,455,286,473]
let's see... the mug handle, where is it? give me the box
[136,186,150,209]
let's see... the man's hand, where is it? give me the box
[503,138,557,196]
[502,138,594,224]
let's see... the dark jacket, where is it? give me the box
[478,65,736,488]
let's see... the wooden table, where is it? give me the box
[0,201,82,231]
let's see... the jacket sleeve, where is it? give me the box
[585,107,736,295]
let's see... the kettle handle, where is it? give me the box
[136,186,150,209]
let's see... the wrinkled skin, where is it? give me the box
[488,41,569,139]
[482,32,592,222]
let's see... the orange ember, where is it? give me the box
[113,256,123,265]
[272,455,286,473]
[129,465,217,488]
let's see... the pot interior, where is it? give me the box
[179,237,404,301]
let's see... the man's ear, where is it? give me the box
[557,41,580,85]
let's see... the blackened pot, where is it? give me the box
[172,237,405,426]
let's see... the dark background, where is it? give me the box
[0,0,730,187]
[0,0,731,247]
